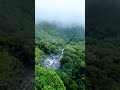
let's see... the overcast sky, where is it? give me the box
[35,0,85,27]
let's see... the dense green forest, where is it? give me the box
[35,22,85,90]
[86,36,120,90]
[0,2,34,89]
[86,1,120,89]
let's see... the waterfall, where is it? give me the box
[44,49,64,70]
[62,49,64,55]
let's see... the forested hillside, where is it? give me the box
[35,22,85,90]
[0,0,34,89]
[86,0,120,89]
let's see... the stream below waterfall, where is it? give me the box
[44,49,64,70]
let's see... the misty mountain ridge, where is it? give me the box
[35,20,85,28]
[35,22,85,46]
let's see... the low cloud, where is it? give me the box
[35,0,85,27]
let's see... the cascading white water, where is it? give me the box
[44,49,64,70]
[62,49,64,55]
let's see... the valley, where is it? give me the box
[35,22,85,90]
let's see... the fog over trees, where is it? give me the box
[35,0,85,90]
[35,0,85,27]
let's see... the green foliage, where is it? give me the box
[60,42,85,90]
[42,85,56,90]
[35,22,85,90]
[0,50,27,89]
[35,24,66,46]
[86,37,120,89]
[35,65,66,90]
[35,47,44,65]
[57,71,79,90]
[0,2,34,89]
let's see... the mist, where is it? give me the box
[35,0,85,27]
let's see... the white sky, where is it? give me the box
[35,0,85,27]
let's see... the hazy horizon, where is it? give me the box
[35,0,85,27]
